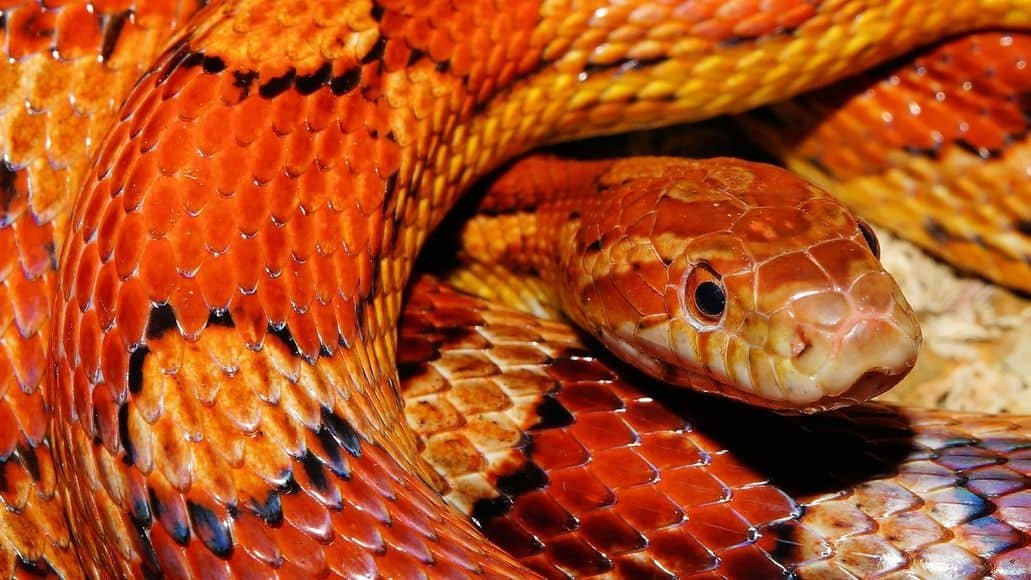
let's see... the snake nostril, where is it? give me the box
[792,328,811,358]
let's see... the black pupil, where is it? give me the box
[858,221,880,258]
[695,281,726,318]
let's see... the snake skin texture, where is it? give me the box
[401,276,1031,579]
[0,0,1028,577]
[740,31,1031,293]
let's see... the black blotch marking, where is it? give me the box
[128,345,149,395]
[1,157,19,223]
[1016,219,1031,236]
[768,519,804,568]
[295,62,332,95]
[956,139,1001,160]
[202,54,227,74]
[132,518,161,580]
[532,396,575,430]
[149,487,190,545]
[496,462,548,498]
[470,495,514,527]
[568,211,581,220]
[267,322,302,358]
[146,303,178,340]
[187,501,233,557]
[119,402,135,466]
[280,473,301,495]
[361,36,387,64]
[748,105,787,129]
[15,556,57,578]
[316,422,352,478]
[407,49,427,67]
[259,68,297,99]
[925,217,957,243]
[180,50,205,70]
[330,67,362,95]
[99,10,130,62]
[14,445,40,482]
[584,239,603,253]
[370,2,385,21]
[320,406,362,459]
[233,70,259,99]
[130,489,153,528]
[300,450,331,494]
[207,308,234,328]
[435,60,452,74]
[250,490,283,526]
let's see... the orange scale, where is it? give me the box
[536,469,613,516]
[0,403,18,460]
[266,174,300,226]
[250,132,287,187]
[196,254,234,312]
[53,3,102,59]
[305,90,337,134]
[645,526,718,576]
[8,374,46,443]
[281,485,335,543]
[138,238,178,303]
[728,485,797,528]
[661,467,731,508]
[168,277,210,341]
[257,274,290,329]
[101,331,129,400]
[314,125,346,171]
[5,326,44,394]
[285,133,316,184]
[138,101,181,156]
[569,412,638,452]
[91,383,122,454]
[269,92,307,137]
[159,56,204,102]
[273,517,329,577]
[332,297,360,348]
[77,307,103,379]
[185,540,231,580]
[73,242,102,312]
[122,153,160,213]
[7,270,48,339]
[6,4,55,60]
[154,124,198,177]
[325,536,378,577]
[328,502,386,553]
[232,511,283,568]
[175,73,220,123]
[170,216,206,277]
[226,235,263,295]
[229,96,271,147]
[199,199,236,257]
[195,109,236,158]
[228,292,267,351]
[285,309,321,361]
[142,179,180,239]
[0,459,32,514]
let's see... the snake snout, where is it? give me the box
[787,269,921,408]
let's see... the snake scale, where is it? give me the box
[0,0,1027,578]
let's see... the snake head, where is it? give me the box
[567,157,921,413]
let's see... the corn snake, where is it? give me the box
[0,0,1028,577]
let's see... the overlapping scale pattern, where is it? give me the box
[400,276,1030,579]
[0,2,200,575]
[741,32,1031,291]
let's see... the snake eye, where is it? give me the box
[695,281,726,317]
[684,264,725,323]
[857,220,880,258]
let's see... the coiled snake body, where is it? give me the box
[0,1,1028,577]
